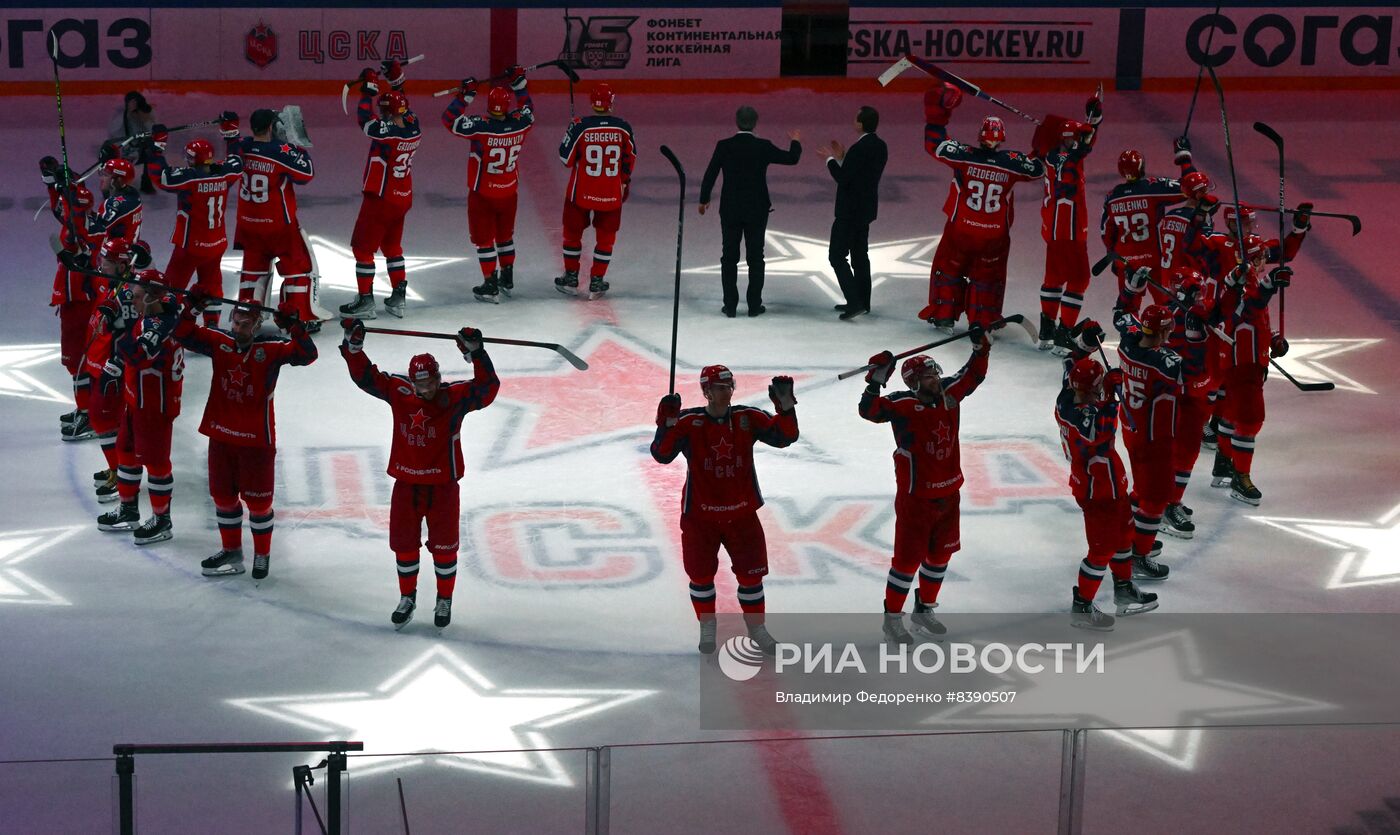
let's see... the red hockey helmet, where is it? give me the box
[135,268,166,287]
[1223,203,1256,235]
[1118,149,1145,180]
[1068,356,1106,397]
[979,116,1006,146]
[1139,304,1176,338]
[98,237,134,264]
[485,86,512,118]
[590,82,615,113]
[185,138,215,166]
[408,353,440,383]
[901,355,943,389]
[699,364,734,392]
[1243,233,1267,262]
[1171,267,1205,295]
[101,157,136,186]
[1180,170,1211,199]
[70,182,95,211]
[378,90,409,118]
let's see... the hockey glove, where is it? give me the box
[656,393,682,428]
[1270,334,1290,358]
[359,68,382,95]
[967,323,990,351]
[1262,265,1292,291]
[458,78,479,101]
[507,64,528,91]
[1126,267,1151,294]
[768,376,797,412]
[99,357,124,394]
[1085,93,1103,125]
[341,318,365,353]
[1293,201,1313,232]
[130,241,153,270]
[219,112,240,139]
[58,249,89,272]
[137,326,164,359]
[381,59,405,88]
[273,311,301,332]
[1223,264,1247,290]
[1104,367,1125,394]
[185,288,214,312]
[866,350,896,387]
[456,326,483,357]
[98,142,120,164]
[1072,318,1105,351]
[1173,135,1192,165]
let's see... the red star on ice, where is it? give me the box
[710,436,734,461]
[488,329,808,468]
[225,367,249,388]
[408,409,429,430]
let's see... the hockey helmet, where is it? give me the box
[1180,170,1211,199]
[1068,356,1106,396]
[134,268,166,288]
[70,182,95,211]
[101,157,136,186]
[1243,234,1267,263]
[98,237,134,264]
[408,353,440,383]
[979,116,1006,146]
[486,87,512,118]
[185,138,215,166]
[1139,304,1175,338]
[1171,267,1205,295]
[1117,149,1145,180]
[378,90,409,118]
[699,364,734,394]
[901,355,943,390]
[1223,203,1257,235]
[590,83,615,113]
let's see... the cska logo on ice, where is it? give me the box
[560,16,637,70]
[245,22,278,69]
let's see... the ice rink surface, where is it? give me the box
[1,87,1397,832]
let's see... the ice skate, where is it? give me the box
[338,294,377,320]
[201,549,245,577]
[1071,588,1115,631]
[132,514,172,545]
[1114,579,1159,615]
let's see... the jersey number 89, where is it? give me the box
[241,173,270,204]
[584,144,621,178]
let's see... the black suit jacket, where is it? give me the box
[699,132,802,220]
[827,132,888,223]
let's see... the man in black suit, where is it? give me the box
[699,106,802,318]
[822,106,888,321]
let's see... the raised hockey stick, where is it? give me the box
[430,60,580,98]
[354,324,589,371]
[343,54,425,113]
[1182,0,1224,139]
[837,314,1026,381]
[659,144,686,395]
[46,31,89,249]
[67,263,290,318]
[894,55,1039,124]
[1254,121,1288,336]
[1206,67,1251,275]
[1242,204,1359,236]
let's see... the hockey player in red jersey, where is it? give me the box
[341,320,500,630]
[1035,92,1101,354]
[42,156,102,441]
[147,133,242,328]
[1100,147,1188,314]
[176,298,317,580]
[224,109,318,327]
[83,239,140,504]
[651,367,799,655]
[1209,237,1292,506]
[443,66,534,303]
[920,82,1045,330]
[96,271,185,545]
[1054,349,1158,630]
[92,155,144,246]
[860,326,991,644]
[1112,294,1182,581]
[556,83,636,299]
[340,61,422,320]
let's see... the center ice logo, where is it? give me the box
[718,635,766,681]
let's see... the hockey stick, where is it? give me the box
[1090,250,1118,277]
[659,144,686,395]
[1253,121,1288,337]
[1205,67,1251,274]
[1182,0,1224,139]
[343,54,425,113]
[1242,204,1359,236]
[430,60,580,98]
[897,55,1039,123]
[68,263,289,318]
[46,31,90,251]
[396,777,411,835]
[354,324,589,370]
[837,314,1025,381]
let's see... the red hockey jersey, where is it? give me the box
[859,349,989,499]
[1039,129,1097,242]
[149,150,242,250]
[443,88,534,197]
[175,314,318,447]
[1113,309,1183,443]
[1100,176,1183,269]
[1054,364,1129,502]
[360,92,422,204]
[650,404,799,519]
[342,346,500,484]
[559,114,636,210]
[226,136,314,228]
[924,122,1044,239]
